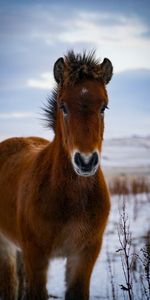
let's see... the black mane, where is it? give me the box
[65,50,100,69]
[43,89,57,133]
[64,50,102,85]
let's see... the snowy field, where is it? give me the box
[47,193,150,299]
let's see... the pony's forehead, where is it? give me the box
[61,80,108,102]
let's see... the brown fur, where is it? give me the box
[0,51,113,300]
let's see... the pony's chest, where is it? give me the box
[52,216,97,257]
[48,191,103,256]
[66,218,91,244]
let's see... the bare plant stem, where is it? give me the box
[107,250,116,300]
[117,196,133,300]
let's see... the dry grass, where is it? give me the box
[109,176,150,196]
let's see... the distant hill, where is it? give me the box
[102,135,150,179]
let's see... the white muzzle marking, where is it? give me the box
[71,149,100,177]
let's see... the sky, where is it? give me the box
[0,0,150,140]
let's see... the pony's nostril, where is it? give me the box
[90,152,99,167]
[74,152,84,168]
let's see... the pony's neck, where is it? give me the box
[52,134,74,175]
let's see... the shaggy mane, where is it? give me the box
[43,89,57,133]
[64,50,102,85]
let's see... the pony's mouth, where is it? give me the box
[73,166,98,177]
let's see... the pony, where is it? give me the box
[0,50,113,300]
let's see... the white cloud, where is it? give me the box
[27,72,55,90]
[0,112,35,119]
[59,12,149,46]
[55,11,150,72]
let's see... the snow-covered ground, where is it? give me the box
[47,193,150,299]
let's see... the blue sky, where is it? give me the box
[0,0,150,140]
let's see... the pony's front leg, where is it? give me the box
[22,244,49,300]
[65,240,102,300]
[0,234,18,300]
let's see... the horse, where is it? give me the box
[0,50,113,300]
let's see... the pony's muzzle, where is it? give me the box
[72,151,99,176]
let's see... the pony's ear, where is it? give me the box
[53,57,65,84]
[100,58,113,84]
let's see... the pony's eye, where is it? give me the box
[100,105,108,115]
[60,103,68,117]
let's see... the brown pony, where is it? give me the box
[0,51,113,300]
